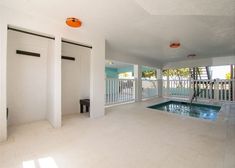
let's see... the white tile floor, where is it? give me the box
[0,98,235,168]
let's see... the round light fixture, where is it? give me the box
[66,17,82,28]
[169,42,181,48]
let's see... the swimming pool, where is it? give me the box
[148,101,221,121]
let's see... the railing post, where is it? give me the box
[134,65,142,102]
[233,79,235,101]
[215,79,220,102]
[229,80,231,101]
[209,80,212,100]
[157,69,163,97]
[189,77,192,99]
[166,75,170,97]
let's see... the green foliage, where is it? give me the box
[162,68,190,87]
[142,70,156,78]
[162,68,190,79]
[226,73,231,80]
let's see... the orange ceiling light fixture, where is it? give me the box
[66,17,82,28]
[169,41,181,48]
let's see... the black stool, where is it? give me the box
[80,99,90,113]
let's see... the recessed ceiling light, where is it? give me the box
[66,17,82,28]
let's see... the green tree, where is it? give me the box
[162,68,190,87]
[163,68,190,80]
[142,70,156,79]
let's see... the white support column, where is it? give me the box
[90,37,105,118]
[134,65,142,102]
[54,36,62,127]
[0,22,7,142]
[157,69,163,97]
[46,35,61,128]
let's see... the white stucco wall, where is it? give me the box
[62,42,91,115]
[46,36,62,128]
[0,21,7,141]
[7,30,52,125]
[90,36,105,118]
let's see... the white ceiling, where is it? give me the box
[135,0,235,16]
[1,0,235,65]
[105,60,133,69]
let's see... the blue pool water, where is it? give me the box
[148,101,221,121]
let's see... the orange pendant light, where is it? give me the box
[170,42,181,48]
[66,17,82,28]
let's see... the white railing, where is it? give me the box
[106,78,235,105]
[163,80,191,98]
[106,79,135,105]
[163,79,235,102]
[142,79,158,99]
[192,80,213,100]
[216,79,234,101]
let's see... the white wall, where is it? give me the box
[46,36,61,128]
[0,5,105,141]
[80,47,91,99]
[62,42,91,115]
[90,37,105,118]
[0,22,7,141]
[7,30,52,125]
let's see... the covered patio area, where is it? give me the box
[1,98,235,168]
[0,1,234,168]
[105,63,235,106]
